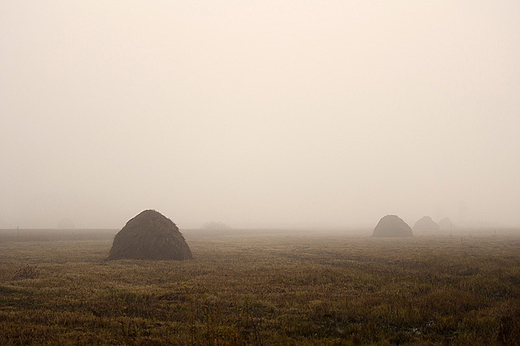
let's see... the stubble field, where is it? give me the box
[0,228,519,345]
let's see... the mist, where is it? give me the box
[1,1,519,229]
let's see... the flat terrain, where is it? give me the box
[1,229,519,345]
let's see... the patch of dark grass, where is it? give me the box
[12,263,40,280]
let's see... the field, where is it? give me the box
[1,228,520,345]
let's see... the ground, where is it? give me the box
[0,228,519,345]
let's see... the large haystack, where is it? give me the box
[413,216,440,234]
[372,215,413,237]
[108,210,192,261]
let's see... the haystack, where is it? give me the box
[108,210,193,260]
[372,215,413,237]
[438,217,456,231]
[413,216,440,234]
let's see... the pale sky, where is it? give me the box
[1,1,519,229]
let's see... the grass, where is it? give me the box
[0,229,519,345]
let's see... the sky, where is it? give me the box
[1,1,519,229]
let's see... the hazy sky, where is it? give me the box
[1,1,519,229]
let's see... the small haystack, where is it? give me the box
[372,215,413,237]
[413,216,440,234]
[438,217,456,231]
[108,210,193,261]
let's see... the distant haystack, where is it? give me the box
[202,221,231,230]
[108,210,193,261]
[413,216,440,234]
[438,217,456,231]
[57,218,75,229]
[372,215,413,237]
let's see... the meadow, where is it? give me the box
[0,228,519,345]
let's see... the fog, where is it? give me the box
[1,1,519,229]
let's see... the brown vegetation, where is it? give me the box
[0,229,519,345]
[12,263,40,280]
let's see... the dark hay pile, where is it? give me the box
[107,210,193,261]
[372,215,413,237]
[413,216,440,233]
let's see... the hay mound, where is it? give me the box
[372,215,413,237]
[413,216,440,234]
[108,210,193,261]
[438,217,456,230]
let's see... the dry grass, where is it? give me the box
[0,229,519,345]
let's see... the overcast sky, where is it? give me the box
[1,1,519,229]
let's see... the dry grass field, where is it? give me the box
[1,228,519,345]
